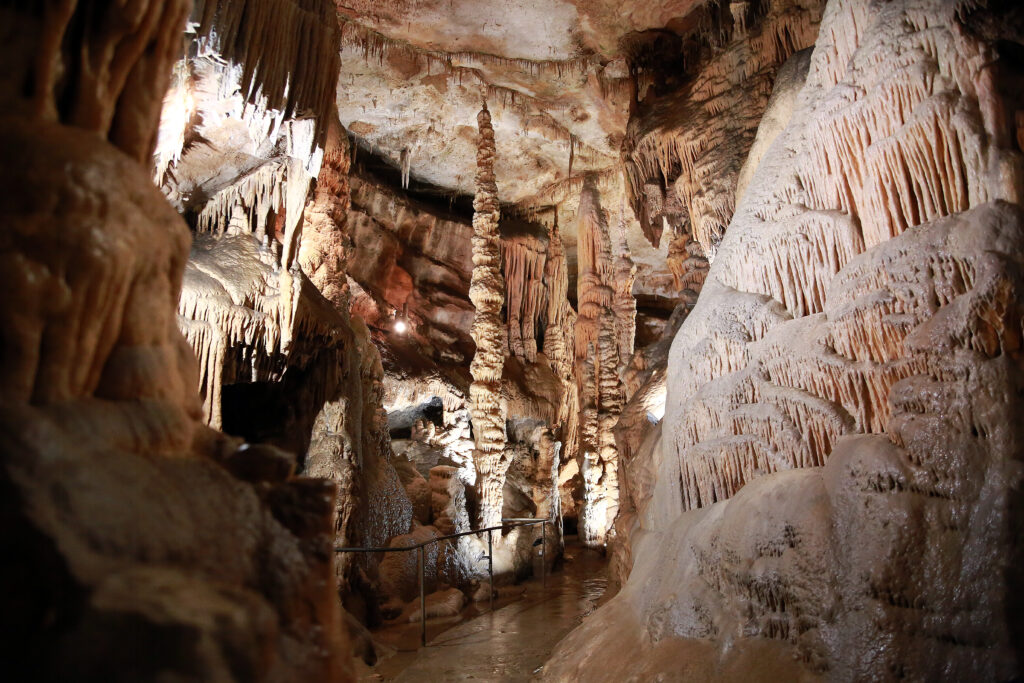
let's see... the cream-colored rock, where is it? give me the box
[549,0,1024,678]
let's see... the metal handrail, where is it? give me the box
[336,517,550,646]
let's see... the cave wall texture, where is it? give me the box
[545,0,1024,679]
[0,0,350,679]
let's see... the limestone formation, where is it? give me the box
[546,0,1024,678]
[5,0,1024,678]
[469,102,510,529]
[574,178,635,547]
[0,0,347,678]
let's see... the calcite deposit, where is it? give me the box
[546,0,1024,679]
[468,103,511,529]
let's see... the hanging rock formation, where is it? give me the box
[155,0,417,639]
[574,177,635,547]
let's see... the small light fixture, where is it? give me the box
[393,319,407,334]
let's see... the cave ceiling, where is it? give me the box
[333,0,702,295]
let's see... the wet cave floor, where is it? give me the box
[358,538,610,681]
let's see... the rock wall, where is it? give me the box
[624,0,824,292]
[157,0,416,640]
[347,157,572,544]
[0,0,348,679]
[545,0,1024,678]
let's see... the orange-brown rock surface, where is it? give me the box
[0,1,349,679]
[5,0,1024,678]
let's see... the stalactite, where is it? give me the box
[468,102,509,529]
[520,166,622,210]
[400,146,412,190]
[196,160,288,239]
[336,24,610,174]
[191,0,340,149]
[177,240,342,427]
[543,219,580,495]
[337,17,592,81]
[622,0,823,258]
[502,235,548,362]
[666,0,1024,512]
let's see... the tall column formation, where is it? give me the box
[575,177,631,547]
[543,220,579,486]
[469,102,509,528]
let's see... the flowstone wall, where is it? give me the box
[544,0,1024,679]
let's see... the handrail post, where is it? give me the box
[487,528,494,612]
[541,519,547,589]
[418,545,426,647]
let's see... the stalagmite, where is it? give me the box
[469,102,509,529]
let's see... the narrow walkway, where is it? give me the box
[361,542,608,682]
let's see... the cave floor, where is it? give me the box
[359,539,610,682]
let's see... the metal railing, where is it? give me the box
[336,517,550,646]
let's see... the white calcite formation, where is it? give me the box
[545,0,1024,678]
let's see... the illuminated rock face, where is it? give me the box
[4,0,1024,677]
[573,179,635,547]
[545,0,1024,678]
[158,7,424,638]
[665,0,1022,507]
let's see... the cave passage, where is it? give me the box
[3,0,1023,680]
[363,540,609,681]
